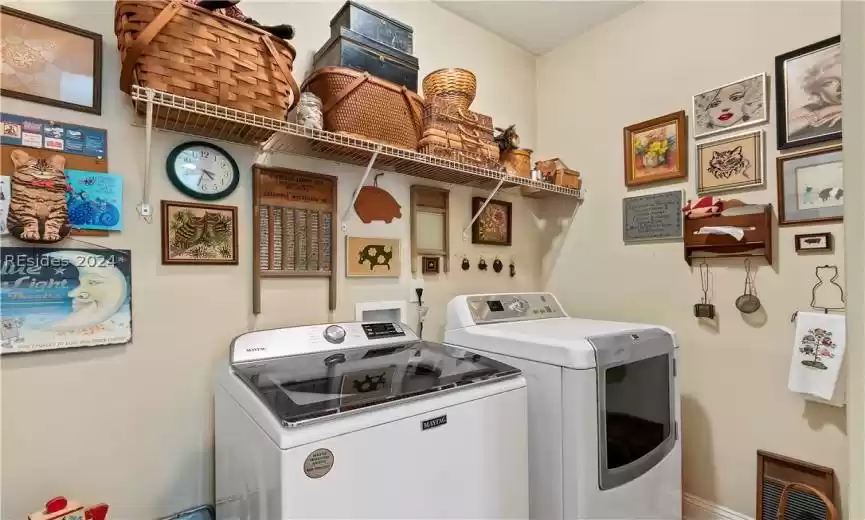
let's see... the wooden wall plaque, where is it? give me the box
[253,165,337,314]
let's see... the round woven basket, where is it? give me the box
[422,68,477,110]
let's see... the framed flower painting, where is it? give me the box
[623,110,688,187]
[471,197,512,246]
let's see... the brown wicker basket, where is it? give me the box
[422,68,477,110]
[303,67,424,150]
[115,0,300,121]
[501,148,532,178]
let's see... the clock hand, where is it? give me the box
[202,169,216,180]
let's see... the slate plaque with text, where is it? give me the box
[622,190,683,243]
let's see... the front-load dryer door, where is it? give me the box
[590,328,677,491]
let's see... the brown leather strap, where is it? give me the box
[119,0,185,93]
[322,73,370,114]
[260,34,300,112]
[776,483,837,520]
[401,87,423,138]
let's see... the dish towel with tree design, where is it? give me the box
[788,312,845,401]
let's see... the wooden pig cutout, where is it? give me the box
[354,173,401,224]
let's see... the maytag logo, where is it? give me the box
[246,347,266,352]
[421,415,447,431]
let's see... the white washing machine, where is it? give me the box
[215,321,529,519]
[445,293,681,520]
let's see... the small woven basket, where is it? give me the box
[777,482,837,520]
[422,68,477,110]
[303,67,424,150]
[115,0,300,127]
[501,148,532,178]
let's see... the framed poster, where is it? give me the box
[1,248,132,355]
[623,110,688,187]
[66,170,123,231]
[622,190,684,243]
[692,73,768,139]
[346,237,401,278]
[775,36,841,149]
[696,130,765,194]
[777,145,843,226]
[161,201,238,265]
[471,197,512,246]
[0,6,102,114]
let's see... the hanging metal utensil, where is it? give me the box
[735,259,761,313]
[694,261,715,319]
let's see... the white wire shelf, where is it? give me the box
[130,86,583,198]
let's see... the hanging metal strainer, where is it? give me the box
[735,259,761,313]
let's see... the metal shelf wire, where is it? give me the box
[130,86,583,198]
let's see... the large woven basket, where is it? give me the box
[115,0,300,124]
[422,68,477,111]
[303,67,424,150]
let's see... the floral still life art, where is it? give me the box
[799,327,836,370]
[623,111,687,187]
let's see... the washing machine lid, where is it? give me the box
[232,340,520,426]
[446,317,668,369]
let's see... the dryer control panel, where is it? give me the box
[463,293,567,325]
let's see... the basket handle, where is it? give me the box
[401,87,423,139]
[321,73,370,115]
[260,34,300,113]
[776,482,837,520]
[119,0,185,94]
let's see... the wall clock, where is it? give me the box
[166,141,240,200]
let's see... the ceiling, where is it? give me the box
[434,1,640,55]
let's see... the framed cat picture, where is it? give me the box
[161,201,238,265]
[696,130,765,195]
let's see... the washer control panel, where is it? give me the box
[466,293,567,324]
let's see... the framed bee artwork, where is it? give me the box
[161,201,238,265]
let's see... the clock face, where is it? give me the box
[167,142,239,200]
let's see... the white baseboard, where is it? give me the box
[683,493,754,520]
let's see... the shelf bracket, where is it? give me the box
[463,177,506,239]
[136,89,155,223]
[341,145,382,232]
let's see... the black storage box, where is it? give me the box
[314,27,419,92]
[329,0,413,55]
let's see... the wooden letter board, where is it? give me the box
[253,165,338,314]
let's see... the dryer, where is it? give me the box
[215,321,529,519]
[445,293,681,520]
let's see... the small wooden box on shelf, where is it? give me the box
[683,204,773,265]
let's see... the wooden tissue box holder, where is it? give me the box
[684,204,773,265]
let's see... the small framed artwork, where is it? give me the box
[692,73,768,139]
[777,145,843,226]
[623,110,687,187]
[696,130,765,195]
[0,6,102,114]
[775,36,841,150]
[794,232,833,253]
[346,237,401,277]
[161,201,238,265]
[422,256,440,274]
[471,197,512,246]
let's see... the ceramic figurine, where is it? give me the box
[494,125,520,152]
[29,496,108,520]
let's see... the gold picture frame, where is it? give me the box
[623,110,687,187]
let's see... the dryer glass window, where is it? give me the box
[603,353,671,469]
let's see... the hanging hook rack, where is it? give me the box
[791,264,846,322]
[462,177,506,240]
[341,144,382,232]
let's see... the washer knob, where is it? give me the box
[509,297,528,313]
[324,325,346,344]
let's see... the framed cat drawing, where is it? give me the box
[696,130,765,195]
[161,201,238,265]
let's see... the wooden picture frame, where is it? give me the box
[775,36,841,150]
[777,145,843,226]
[794,232,833,253]
[756,450,836,520]
[346,237,401,278]
[471,197,512,246]
[161,200,238,265]
[623,110,688,187]
[0,6,102,114]
[252,165,338,313]
[696,130,765,195]
[422,256,440,274]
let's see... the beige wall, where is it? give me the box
[842,1,865,518]
[537,2,847,517]
[0,1,543,517]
